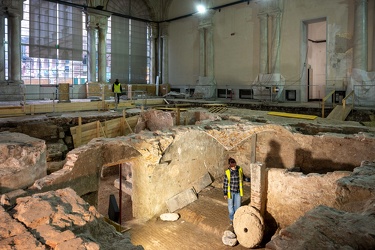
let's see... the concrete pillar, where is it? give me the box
[0,16,5,81]
[98,25,107,83]
[8,13,22,81]
[353,0,368,71]
[87,26,97,82]
[149,22,158,85]
[258,13,268,74]
[160,22,169,84]
[270,11,281,74]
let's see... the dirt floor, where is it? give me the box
[97,168,255,250]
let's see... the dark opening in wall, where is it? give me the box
[286,90,297,101]
[333,91,346,104]
[217,89,233,98]
[239,89,254,99]
[170,88,181,93]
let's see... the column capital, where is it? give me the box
[148,22,158,38]
[85,10,110,29]
[0,0,24,18]
[257,0,281,15]
[160,22,169,37]
[198,9,215,30]
[257,13,268,19]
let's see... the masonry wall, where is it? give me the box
[265,168,351,229]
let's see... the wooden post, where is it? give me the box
[96,121,100,137]
[176,108,180,125]
[122,110,133,134]
[119,164,122,225]
[77,117,82,147]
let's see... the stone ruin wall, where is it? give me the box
[266,169,351,229]
[1,122,375,227]
[0,132,47,193]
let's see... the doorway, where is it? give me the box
[302,18,327,101]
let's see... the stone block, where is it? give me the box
[0,132,46,193]
[191,172,212,193]
[166,188,197,212]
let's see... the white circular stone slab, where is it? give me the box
[159,212,180,221]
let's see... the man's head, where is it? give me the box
[228,157,236,166]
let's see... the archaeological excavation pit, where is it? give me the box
[1,109,374,249]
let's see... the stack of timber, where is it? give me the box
[0,106,25,117]
[0,98,166,118]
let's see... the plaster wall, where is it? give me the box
[167,0,355,89]
[168,18,200,87]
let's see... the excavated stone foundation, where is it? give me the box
[1,108,375,248]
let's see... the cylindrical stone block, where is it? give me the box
[233,206,264,248]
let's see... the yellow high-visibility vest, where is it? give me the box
[113,83,122,93]
[225,167,243,199]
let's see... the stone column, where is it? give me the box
[149,22,158,85]
[0,16,5,81]
[0,0,24,102]
[8,13,22,81]
[270,11,281,74]
[353,0,368,71]
[98,24,107,83]
[258,13,268,74]
[160,22,169,84]
[87,25,97,83]
[85,10,110,83]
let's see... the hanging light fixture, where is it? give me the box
[196,4,207,14]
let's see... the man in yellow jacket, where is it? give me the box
[112,79,123,104]
[223,157,250,225]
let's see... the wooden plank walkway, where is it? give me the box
[326,105,352,121]
[267,111,317,120]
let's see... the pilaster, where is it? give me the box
[198,9,215,78]
[353,0,368,70]
[160,22,169,84]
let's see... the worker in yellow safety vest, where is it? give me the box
[223,157,250,225]
[112,79,123,104]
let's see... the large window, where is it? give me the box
[19,0,150,86]
[108,17,149,84]
[21,0,87,85]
